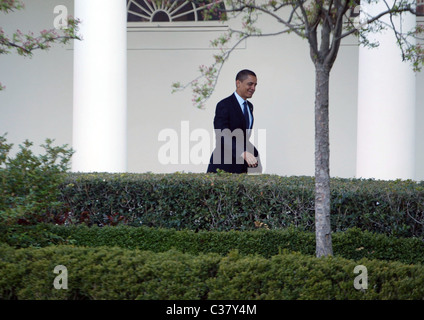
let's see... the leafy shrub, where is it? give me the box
[0,245,221,300]
[0,134,73,248]
[1,245,424,300]
[207,250,424,300]
[58,172,424,238]
[3,224,424,265]
[0,134,73,226]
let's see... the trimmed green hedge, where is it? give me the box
[57,173,424,238]
[1,244,424,300]
[2,224,424,265]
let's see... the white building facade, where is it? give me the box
[0,0,423,180]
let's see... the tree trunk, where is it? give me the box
[314,63,333,257]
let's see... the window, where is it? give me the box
[127,0,225,23]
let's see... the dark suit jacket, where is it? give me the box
[207,93,259,173]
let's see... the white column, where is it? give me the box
[72,0,127,172]
[356,1,416,180]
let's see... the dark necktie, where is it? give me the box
[243,101,250,129]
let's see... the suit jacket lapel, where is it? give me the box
[231,93,255,130]
[231,94,244,117]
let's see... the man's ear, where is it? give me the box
[236,80,241,88]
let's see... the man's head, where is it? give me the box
[236,69,257,101]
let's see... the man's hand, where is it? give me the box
[242,151,258,167]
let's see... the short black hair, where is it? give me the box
[236,69,256,82]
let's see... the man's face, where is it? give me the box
[236,75,257,100]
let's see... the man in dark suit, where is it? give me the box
[207,69,261,174]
